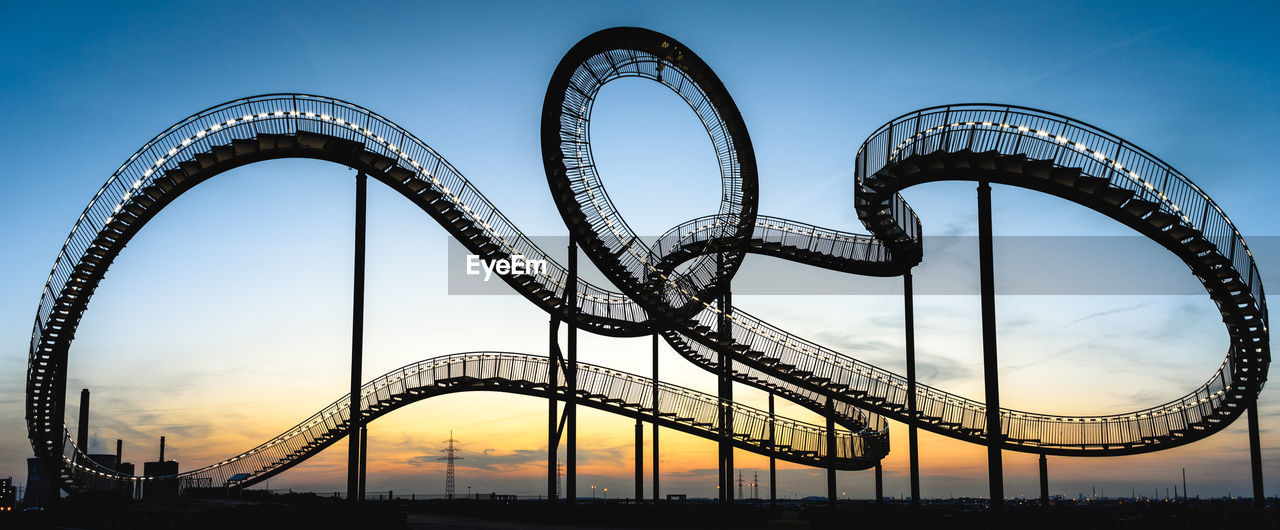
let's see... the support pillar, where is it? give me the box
[905,271,920,507]
[1039,453,1048,506]
[875,462,883,504]
[652,333,660,503]
[566,238,578,504]
[826,397,836,508]
[358,425,367,501]
[1248,397,1264,508]
[545,316,555,501]
[977,181,1004,514]
[769,393,777,508]
[347,171,367,502]
[635,418,643,502]
[548,317,559,502]
[717,253,734,505]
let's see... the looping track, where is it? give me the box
[28,27,1267,492]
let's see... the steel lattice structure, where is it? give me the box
[26,27,1267,495]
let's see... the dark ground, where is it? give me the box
[2,495,1276,529]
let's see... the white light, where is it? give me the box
[242,114,253,121]
[225,119,236,126]
[1036,130,1048,136]
[211,123,221,131]
[274,110,284,116]
[320,114,330,121]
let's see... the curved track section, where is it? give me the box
[25,94,883,492]
[28,27,1267,493]
[853,105,1268,452]
[58,352,880,491]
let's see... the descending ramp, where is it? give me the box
[28,27,1267,493]
[59,352,879,490]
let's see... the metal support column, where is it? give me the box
[977,181,1004,514]
[826,397,836,507]
[875,462,883,504]
[347,171,367,502]
[548,317,559,502]
[566,238,578,505]
[717,253,734,505]
[769,393,777,508]
[1248,397,1264,508]
[1039,453,1048,506]
[635,418,643,502]
[358,425,367,501]
[652,333,660,503]
[905,271,919,507]
[549,317,559,501]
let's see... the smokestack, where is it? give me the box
[116,439,123,462]
[159,436,165,463]
[77,389,90,450]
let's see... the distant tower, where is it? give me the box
[438,431,463,499]
[556,462,564,500]
[737,470,744,500]
[753,470,759,500]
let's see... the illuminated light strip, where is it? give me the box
[884,120,1199,229]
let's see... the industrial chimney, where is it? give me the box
[77,389,90,450]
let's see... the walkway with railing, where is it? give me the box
[27,29,1266,496]
[57,352,877,492]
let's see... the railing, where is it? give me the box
[856,104,1266,323]
[27,94,653,362]
[649,214,892,267]
[683,299,1249,448]
[34,87,1269,501]
[551,42,754,323]
[664,330,888,437]
[55,352,873,493]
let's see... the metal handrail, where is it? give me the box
[55,352,875,490]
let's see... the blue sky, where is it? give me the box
[0,0,1277,500]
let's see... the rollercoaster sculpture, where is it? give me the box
[26,27,1268,507]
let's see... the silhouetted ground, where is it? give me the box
[2,495,1276,529]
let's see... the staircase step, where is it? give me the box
[1122,198,1159,217]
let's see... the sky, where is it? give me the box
[0,0,1278,501]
